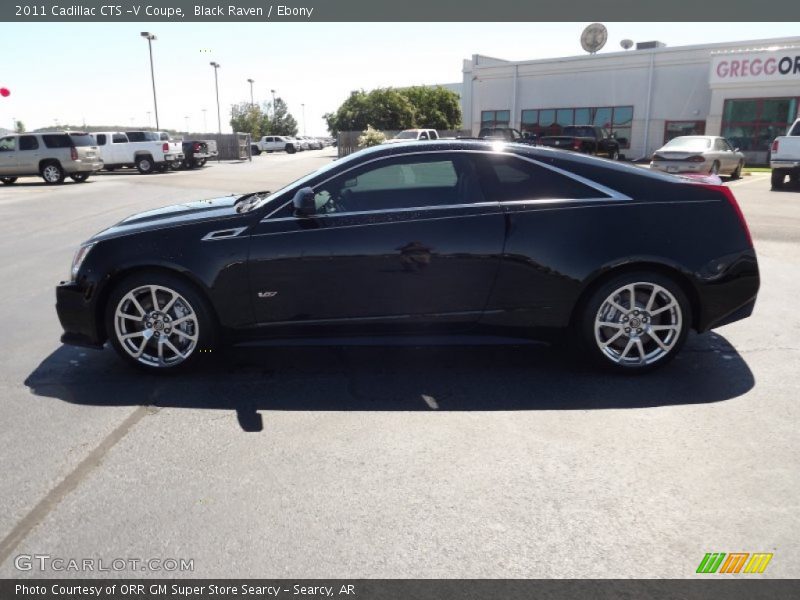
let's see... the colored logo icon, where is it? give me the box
[696,552,773,574]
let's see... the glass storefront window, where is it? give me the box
[721,97,799,153]
[519,105,633,147]
[556,109,574,127]
[574,108,591,125]
[480,110,511,129]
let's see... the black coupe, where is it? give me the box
[56,141,759,372]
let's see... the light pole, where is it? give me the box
[210,62,222,134]
[301,103,306,135]
[202,109,207,132]
[270,89,276,118]
[140,32,159,130]
[247,78,255,107]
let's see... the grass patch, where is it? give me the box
[744,167,771,173]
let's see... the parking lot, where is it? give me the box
[0,151,798,578]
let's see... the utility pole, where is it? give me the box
[140,32,159,130]
[210,62,222,133]
[301,103,306,135]
[247,78,255,107]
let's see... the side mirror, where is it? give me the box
[292,187,316,217]
[734,147,740,152]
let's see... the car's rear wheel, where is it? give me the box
[730,161,743,180]
[579,272,691,373]
[70,173,89,183]
[195,158,207,167]
[771,170,785,190]
[709,161,720,176]
[169,160,182,170]
[106,272,216,371]
[135,155,155,174]
[610,149,620,161]
[41,162,65,184]
[0,176,17,185]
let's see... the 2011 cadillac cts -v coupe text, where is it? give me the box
[56,141,759,373]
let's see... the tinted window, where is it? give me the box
[791,121,800,136]
[19,135,39,150]
[95,134,107,146]
[112,133,127,143]
[42,134,71,148]
[160,133,169,141]
[0,137,15,151]
[69,133,95,147]
[312,154,484,213]
[479,154,603,201]
[125,131,159,142]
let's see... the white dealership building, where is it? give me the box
[460,36,800,163]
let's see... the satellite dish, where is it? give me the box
[581,23,608,54]
[620,39,634,50]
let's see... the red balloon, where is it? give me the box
[0,88,9,97]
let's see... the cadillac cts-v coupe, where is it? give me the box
[56,141,759,372]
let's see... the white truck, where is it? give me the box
[383,129,440,144]
[251,135,301,155]
[92,131,185,174]
[770,118,800,190]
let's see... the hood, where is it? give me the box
[91,195,244,242]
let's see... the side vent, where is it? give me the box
[201,227,247,241]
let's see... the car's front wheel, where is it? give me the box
[106,272,216,371]
[578,272,691,373]
[70,173,89,183]
[0,176,17,185]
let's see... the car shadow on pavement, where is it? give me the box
[24,331,755,431]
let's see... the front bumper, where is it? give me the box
[56,281,105,349]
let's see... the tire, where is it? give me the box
[709,161,720,176]
[771,170,785,190]
[251,146,261,156]
[0,177,17,185]
[105,271,217,372]
[169,161,182,170]
[70,173,89,183]
[195,158,206,167]
[286,144,296,154]
[41,161,66,185]
[104,166,116,172]
[577,271,691,373]
[610,149,620,161]
[135,155,155,174]
[730,161,743,180]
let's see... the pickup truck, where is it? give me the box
[478,127,537,144]
[383,129,440,144]
[179,139,217,169]
[539,125,621,160]
[770,119,800,190]
[251,135,300,155]
[93,131,185,173]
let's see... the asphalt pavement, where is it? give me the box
[0,154,797,578]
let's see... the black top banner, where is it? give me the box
[3,0,800,22]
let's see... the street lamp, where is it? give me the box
[301,103,306,135]
[247,78,255,107]
[140,32,159,130]
[210,62,222,134]
[270,89,276,117]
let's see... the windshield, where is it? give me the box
[394,131,418,140]
[246,145,385,212]
[663,137,711,151]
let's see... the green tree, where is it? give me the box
[14,120,25,133]
[325,86,460,135]
[357,125,386,148]
[269,97,298,136]
[229,102,264,138]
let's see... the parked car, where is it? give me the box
[93,131,185,174]
[251,135,300,155]
[651,136,744,178]
[769,118,800,189]
[298,136,323,150]
[56,141,758,374]
[0,131,102,185]
[384,129,440,144]
[478,127,537,144]
[180,140,213,169]
[539,126,621,159]
[292,137,309,151]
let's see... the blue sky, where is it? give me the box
[1,22,798,135]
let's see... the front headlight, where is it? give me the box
[70,242,96,281]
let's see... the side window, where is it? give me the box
[42,134,71,148]
[419,132,429,140]
[714,139,727,151]
[19,136,39,150]
[95,134,107,146]
[0,137,15,151]
[312,155,484,213]
[112,134,127,143]
[478,154,605,201]
[160,133,169,141]
[722,139,734,151]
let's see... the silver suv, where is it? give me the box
[0,132,103,185]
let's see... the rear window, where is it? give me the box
[789,121,800,136]
[480,154,603,201]
[95,134,107,146]
[664,137,711,151]
[562,126,595,138]
[125,131,159,142]
[70,133,96,147]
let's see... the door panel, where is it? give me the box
[0,137,17,175]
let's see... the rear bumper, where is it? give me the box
[696,250,760,332]
[73,160,104,173]
[651,161,709,174]
[56,281,105,349]
[163,153,185,162]
[770,159,800,171]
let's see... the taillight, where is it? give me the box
[695,183,753,248]
[572,141,581,150]
[193,142,201,152]
[162,142,169,152]
[772,139,779,153]
[70,147,78,160]
[688,155,705,163]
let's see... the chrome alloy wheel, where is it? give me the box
[593,282,682,366]
[42,165,62,182]
[113,284,199,367]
